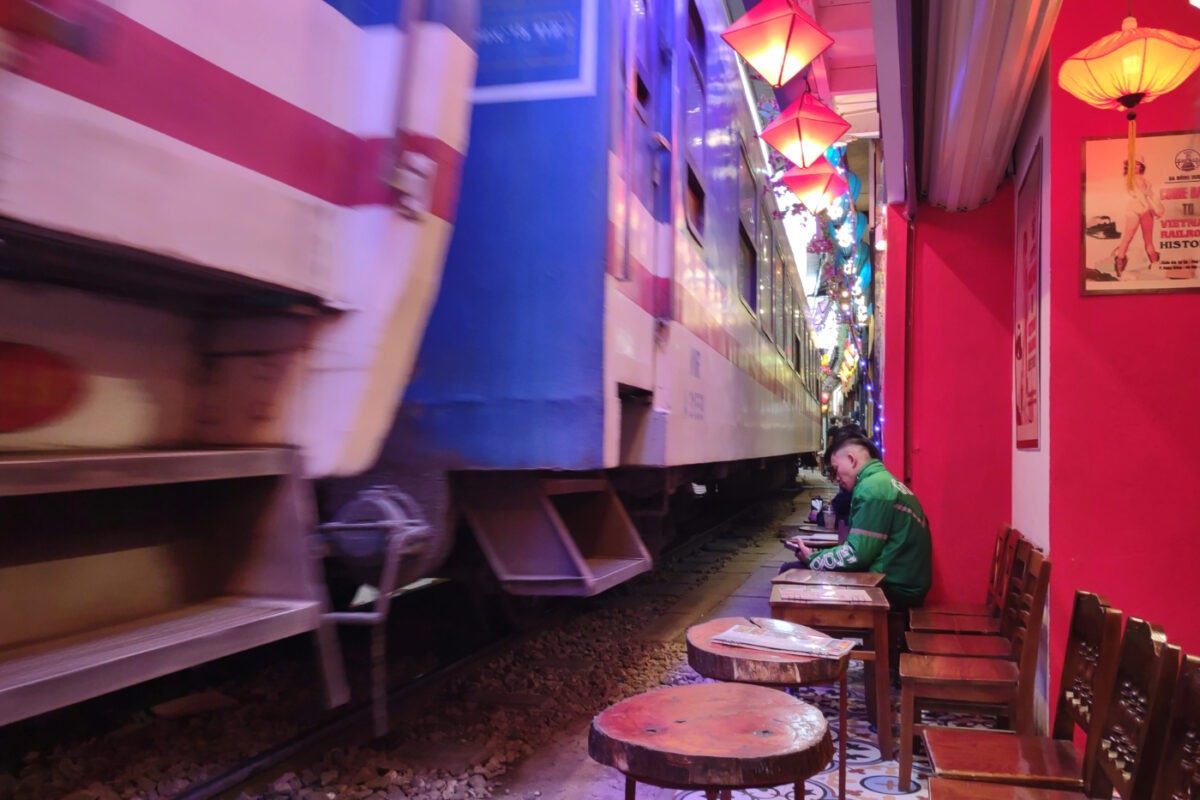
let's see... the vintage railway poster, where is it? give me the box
[1082,130,1200,295]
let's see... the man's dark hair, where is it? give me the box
[824,425,880,463]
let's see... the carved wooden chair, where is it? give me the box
[919,591,1123,791]
[920,525,1018,618]
[897,550,1051,789]
[907,537,1037,659]
[1147,653,1200,800]
[923,621,1185,800]
[908,537,1034,636]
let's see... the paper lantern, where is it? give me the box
[760,93,850,168]
[1058,16,1200,189]
[781,157,848,212]
[720,0,833,87]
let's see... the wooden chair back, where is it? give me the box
[1003,550,1051,723]
[1050,591,1123,781]
[986,526,1020,614]
[996,537,1034,634]
[1150,654,1200,800]
[1088,617,1180,800]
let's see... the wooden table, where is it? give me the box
[769,584,893,760]
[686,617,849,800]
[773,568,885,587]
[589,682,833,800]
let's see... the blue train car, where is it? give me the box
[352,0,824,596]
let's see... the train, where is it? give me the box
[325,0,826,602]
[0,0,824,728]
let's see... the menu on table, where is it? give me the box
[777,585,876,604]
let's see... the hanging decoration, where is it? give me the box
[781,156,848,213]
[760,93,851,169]
[721,0,833,87]
[1058,16,1200,190]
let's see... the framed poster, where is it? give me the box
[1082,130,1200,295]
[1015,141,1041,450]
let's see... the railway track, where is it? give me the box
[1,483,815,800]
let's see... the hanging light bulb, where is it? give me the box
[836,219,855,249]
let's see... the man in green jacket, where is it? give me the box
[792,430,932,609]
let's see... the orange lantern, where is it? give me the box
[760,93,850,168]
[1058,16,1200,189]
[721,0,833,88]
[781,157,848,212]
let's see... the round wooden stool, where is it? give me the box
[588,682,833,800]
[686,617,850,800]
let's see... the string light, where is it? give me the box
[836,219,855,248]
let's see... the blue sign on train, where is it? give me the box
[477,0,585,87]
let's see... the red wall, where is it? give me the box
[906,190,1015,605]
[881,204,909,478]
[1047,0,1200,681]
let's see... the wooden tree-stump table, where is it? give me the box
[588,682,833,800]
[686,617,850,800]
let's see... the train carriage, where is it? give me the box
[363,0,825,597]
[0,0,478,727]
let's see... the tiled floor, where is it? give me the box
[665,663,954,800]
[501,480,1004,800]
[669,481,1001,800]
[664,656,1007,800]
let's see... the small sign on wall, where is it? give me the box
[472,0,597,103]
[1081,129,1200,295]
[1015,142,1041,450]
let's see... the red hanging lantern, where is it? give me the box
[1058,16,1200,190]
[781,157,848,212]
[760,93,850,168]
[720,0,833,88]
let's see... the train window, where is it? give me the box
[636,71,650,109]
[683,32,705,243]
[792,291,803,374]
[773,248,785,350]
[738,147,756,234]
[737,224,756,311]
[757,209,772,336]
[687,1,705,66]
[686,166,705,240]
[784,285,794,364]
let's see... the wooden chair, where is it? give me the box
[920,526,1018,618]
[923,627,1187,800]
[1147,653,1200,800]
[909,537,1034,636]
[919,591,1123,791]
[907,552,1037,659]
[896,551,1051,788]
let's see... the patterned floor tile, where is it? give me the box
[667,664,1004,800]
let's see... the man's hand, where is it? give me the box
[784,537,813,562]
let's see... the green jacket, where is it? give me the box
[807,460,932,605]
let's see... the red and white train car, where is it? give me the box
[0,0,477,727]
